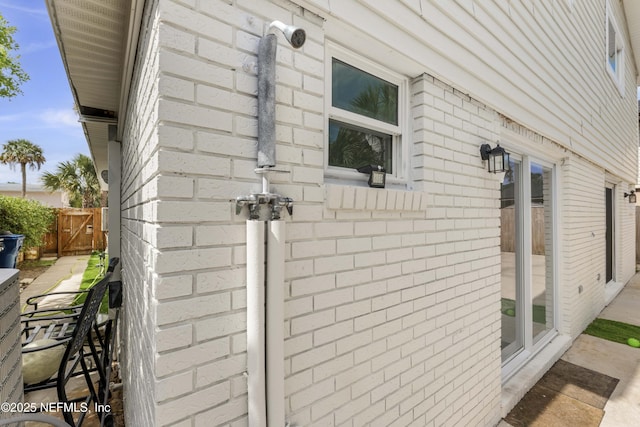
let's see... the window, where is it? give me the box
[326,46,406,181]
[606,1,624,94]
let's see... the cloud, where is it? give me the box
[0,2,47,16]
[21,40,58,55]
[39,109,80,128]
[0,113,26,123]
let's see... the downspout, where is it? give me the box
[237,20,305,427]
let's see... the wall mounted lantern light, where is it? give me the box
[624,190,636,204]
[357,165,386,188]
[480,143,510,173]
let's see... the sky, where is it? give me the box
[0,1,89,185]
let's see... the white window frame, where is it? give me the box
[499,149,559,380]
[325,42,409,185]
[606,0,625,96]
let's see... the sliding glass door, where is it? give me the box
[501,156,556,365]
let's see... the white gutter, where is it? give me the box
[117,0,144,141]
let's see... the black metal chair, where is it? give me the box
[21,258,120,360]
[20,258,120,427]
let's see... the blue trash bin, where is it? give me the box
[0,234,25,268]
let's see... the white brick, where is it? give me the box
[336,330,373,355]
[156,382,230,426]
[196,224,245,246]
[292,239,336,258]
[290,378,334,411]
[313,320,354,346]
[195,354,246,388]
[159,74,195,101]
[314,287,353,310]
[157,323,193,352]
[156,337,229,377]
[156,293,230,325]
[156,370,193,402]
[194,397,247,427]
[291,309,335,335]
[196,268,245,293]
[156,225,193,248]
[154,247,232,273]
[155,274,193,300]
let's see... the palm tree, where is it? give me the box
[41,154,101,208]
[0,139,46,197]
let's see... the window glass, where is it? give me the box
[332,59,398,125]
[605,1,624,94]
[608,19,617,72]
[328,119,392,172]
[531,163,554,345]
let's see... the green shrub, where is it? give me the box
[0,195,55,248]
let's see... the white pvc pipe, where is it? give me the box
[267,220,285,426]
[247,220,266,427]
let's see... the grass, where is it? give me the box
[18,258,57,269]
[72,252,109,311]
[584,318,640,346]
[501,298,547,324]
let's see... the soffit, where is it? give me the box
[46,0,131,189]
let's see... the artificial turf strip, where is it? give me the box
[583,318,640,346]
[72,253,109,311]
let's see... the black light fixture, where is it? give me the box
[480,143,511,173]
[357,165,386,188]
[624,190,636,204]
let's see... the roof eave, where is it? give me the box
[45,0,143,190]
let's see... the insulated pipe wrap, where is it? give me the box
[257,34,277,168]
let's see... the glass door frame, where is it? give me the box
[604,183,615,284]
[501,153,559,379]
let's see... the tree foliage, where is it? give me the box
[0,139,46,198]
[0,195,55,248]
[41,154,102,208]
[0,12,29,99]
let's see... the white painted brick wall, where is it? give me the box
[118,1,637,426]
[561,157,607,337]
[120,1,161,426]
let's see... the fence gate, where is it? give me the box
[54,208,106,257]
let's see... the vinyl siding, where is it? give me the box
[298,0,639,183]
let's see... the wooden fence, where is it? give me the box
[42,208,106,257]
[501,206,547,255]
